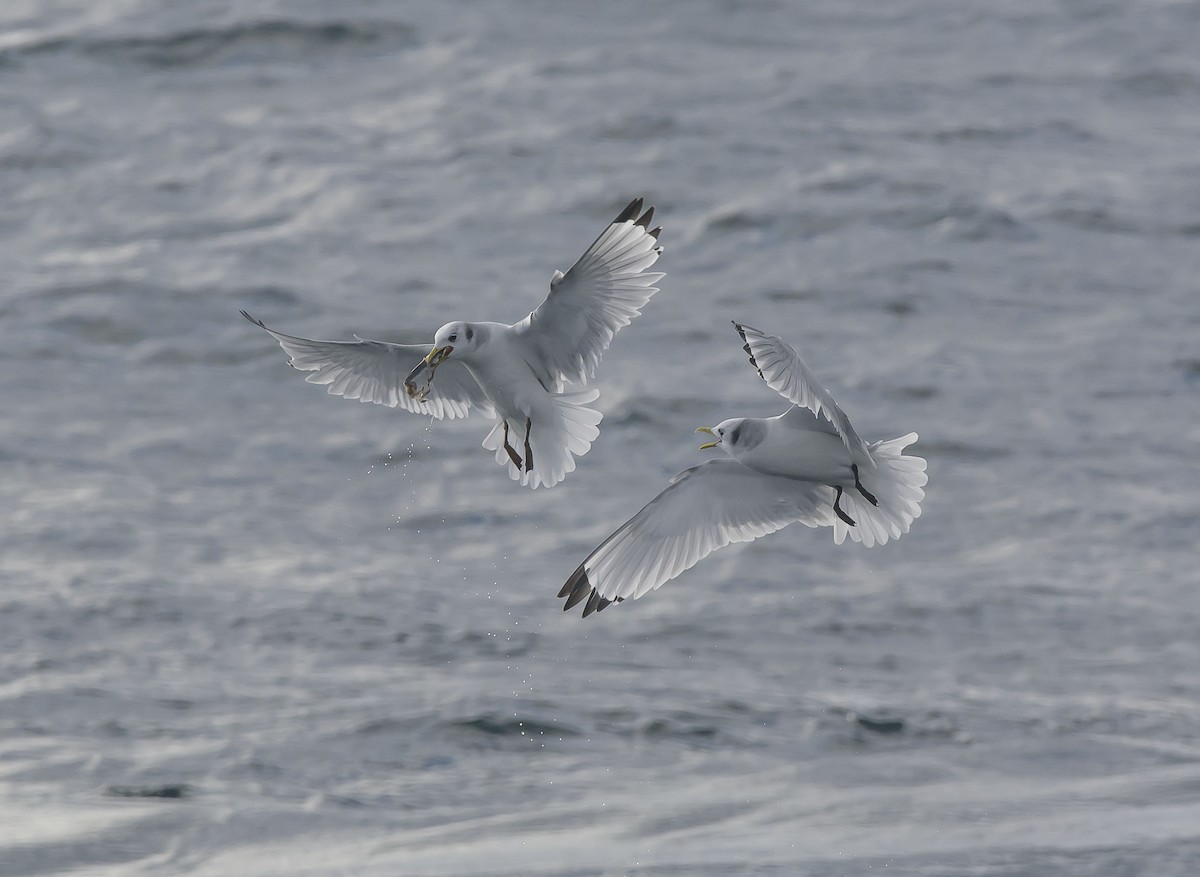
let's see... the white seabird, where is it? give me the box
[243,198,664,489]
[558,321,927,616]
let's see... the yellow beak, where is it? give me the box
[424,345,453,366]
[696,426,719,450]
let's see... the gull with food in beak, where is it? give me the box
[243,197,665,489]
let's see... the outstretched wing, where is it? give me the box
[732,322,872,463]
[558,459,835,617]
[242,311,493,420]
[514,197,664,389]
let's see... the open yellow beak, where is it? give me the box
[424,345,453,367]
[696,426,719,450]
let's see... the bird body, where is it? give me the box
[444,319,603,489]
[717,411,855,486]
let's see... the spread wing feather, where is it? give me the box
[242,311,492,420]
[515,197,664,389]
[558,459,836,616]
[732,322,873,464]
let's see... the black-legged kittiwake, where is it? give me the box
[559,321,927,616]
[243,198,664,489]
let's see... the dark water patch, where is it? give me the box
[704,208,774,233]
[607,395,712,427]
[867,258,955,279]
[593,703,770,750]
[154,698,194,712]
[1042,205,1140,234]
[355,716,417,736]
[105,783,191,799]
[911,118,1097,146]
[1115,68,1200,98]
[804,170,886,194]
[853,713,905,734]
[639,713,722,742]
[1172,358,1200,383]
[1091,386,1175,400]
[828,707,967,746]
[595,112,676,141]
[884,297,917,316]
[763,286,819,302]
[942,205,1034,243]
[13,20,418,70]
[886,178,946,197]
[811,617,927,638]
[224,284,312,311]
[440,713,583,749]
[893,384,938,399]
[703,205,851,239]
[916,124,1026,144]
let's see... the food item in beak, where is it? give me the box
[405,347,451,401]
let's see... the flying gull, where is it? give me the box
[558,321,927,615]
[243,198,664,489]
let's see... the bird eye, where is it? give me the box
[448,333,458,342]
[717,428,724,436]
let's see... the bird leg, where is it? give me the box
[852,464,878,506]
[834,486,857,527]
[501,421,524,470]
[523,417,534,473]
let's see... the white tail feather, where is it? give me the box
[481,389,602,489]
[833,432,927,548]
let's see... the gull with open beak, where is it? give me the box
[558,321,927,616]
[243,197,664,489]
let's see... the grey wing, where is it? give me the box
[732,321,872,463]
[242,311,492,420]
[513,197,664,388]
[557,459,836,617]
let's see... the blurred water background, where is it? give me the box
[3,1,1199,874]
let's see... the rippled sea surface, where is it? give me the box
[3,1,1200,874]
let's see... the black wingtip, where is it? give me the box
[558,564,617,618]
[560,564,592,611]
[648,226,662,240]
[583,590,612,617]
[557,565,581,599]
[240,309,267,330]
[731,321,764,379]
[635,206,655,230]
[614,197,643,224]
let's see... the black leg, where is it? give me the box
[501,421,523,469]
[523,417,534,472]
[853,464,878,506]
[834,486,856,527]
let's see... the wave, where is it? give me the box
[8,18,416,69]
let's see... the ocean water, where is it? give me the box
[3,0,1200,874]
